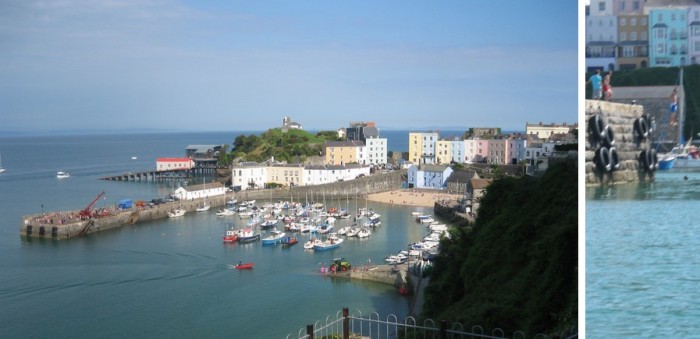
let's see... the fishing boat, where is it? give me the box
[313,234,343,251]
[281,236,298,247]
[222,230,239,243]
[237,227,261,243]
[261,229,286,245]
[56,171,70,179]
[234,262,255,270]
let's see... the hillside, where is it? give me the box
[229,128,341,163]
[587,64,700,142]
[422,161,577,336]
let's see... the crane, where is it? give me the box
[79,191,106,218]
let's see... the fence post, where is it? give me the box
[440,320,447,339]
[343,307,349,339]
[306,324,314,339]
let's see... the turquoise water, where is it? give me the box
[586,170,700,338]
[0,132,435,338]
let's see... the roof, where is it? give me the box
[470,178,492,190]
[420,164,451,173]
[157,157,192,162]
[446,170,478,184]
[325,140,365,147]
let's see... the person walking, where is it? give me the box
[587,69,603,100]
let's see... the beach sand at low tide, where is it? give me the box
[366,189,462,207]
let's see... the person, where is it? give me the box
[587,69,603,100]
[603,71,613,101]
[670,87,678,126]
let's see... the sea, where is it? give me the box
[0,130,451,338]
[586,170,700,337]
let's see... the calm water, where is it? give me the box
[586,170,700,338]
[0,132,435,338]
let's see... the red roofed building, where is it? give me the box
[156,158,194,172]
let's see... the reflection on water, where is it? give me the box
[587,170,700,201]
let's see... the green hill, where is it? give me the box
[422,161,577,336]
[229,128,342,163]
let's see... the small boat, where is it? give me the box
[0,152,5,173]
[237,227,261,243]
[356,227,371,238]
[234,262,255,270]
[222,230,239,243]
[131,156,138,160]
[56,171,70,179]
[261,229,286,245]
[196,202,211,212]
[303,237,322,250]
[317,224,334,234]
[411,211,422,216]
[216,208,235,216]
[281,236,298,247]
[337,226,351,235]
[260,219,278,229]
[168,208,186,218]
[416,215,434,224]
[314,234,343,251]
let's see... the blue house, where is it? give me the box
[649,7,689,67]
[407,164,454,189]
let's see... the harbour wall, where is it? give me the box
[237,170,405,202]
[585,100,656,186]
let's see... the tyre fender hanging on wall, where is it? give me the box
[609,147,620,171]
[594,147,612,172]
[588,114,607,142]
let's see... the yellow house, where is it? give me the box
[436,140,452,165]
[325,141,364,165]
[408,132,423,164]
[267,164,304,187]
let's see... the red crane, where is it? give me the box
[80,191,106,218]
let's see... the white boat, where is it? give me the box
[131,156,138,160]
[416,215,434,224]
[411,211,421,216]
[337,226,351,236]
[216,208,235,216]
[261,229,286,245]
[313,234,343,251]
[56,171,70,179]
[346,227,359,237]
[303,237,322,250]
[168,208,186,218]
[356,227,371,238]
[0,152,5,173]
[196,202,210,212]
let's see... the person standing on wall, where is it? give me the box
[603,71,613,101]
[587,69,603,100]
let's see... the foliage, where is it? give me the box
[230,128,339,163]
[586,65,700,141]
[423,162,577,336]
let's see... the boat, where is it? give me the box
[313,234,343,251]
[131,156,138,160]
[259,219,278,229]
[216,208,235,216]
[261,229,286,245]
[237,227,261,243]
[0,152,5,173]
[234,262,255,270]
[356,227,371,238]
[222,230,239,243]
[303,237,322,250]
[337,226,351,235]
[416,215,434,224]
[196,202,210,212]
[317,223,334,234]
[411,211,422,216]
[281,236,298,247]
[56,171,70,179]
[168,208,186,218]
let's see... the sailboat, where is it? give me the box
[196,178,211,212]
[0,152,5,173]
[657,69,700,169]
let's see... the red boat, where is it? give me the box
[223,230,238,243]
[234,262,255,270]
[281,236,298,247]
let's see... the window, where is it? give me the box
[633,1,640,10]
[620,32,627,41]
[641,32,648,40]
[695,41,700,52]
[598,1,605,11]
[620,18,626,26]
[694,26,700,37]
[641,17,647,26]
[672,13,676,21]
[631,32,637,40]
[620,1,625,11]
[623,46,635,57]
[631,18,637,26]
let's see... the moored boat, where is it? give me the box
[237,227,261,243]
[223,230,239,243]
[261,229,286,245]
[314,234,343,251]
[168,208,186,218]
[281,236,298,247]
[303,237,322,250]
[56,171,70,179]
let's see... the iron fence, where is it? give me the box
[286,308,577,339]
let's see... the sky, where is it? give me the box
[0,1,579,133]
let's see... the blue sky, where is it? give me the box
[0,1,579,133]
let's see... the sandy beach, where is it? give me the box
[366,189,462,207]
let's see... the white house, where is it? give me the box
[304,164,370,185]
[231,162,269,190]
[366,137,387,166]
[173,181,226,200]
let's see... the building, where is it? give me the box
[464,138,489,163]
[445,169,479,195]
[408,131,439,165]
[525,122,574,139]
[173,181,226,200]
[231,162,269,190]
[467,128,501,138]
[467,178,492,217]
[648,7,690,67]
[365,137,387,166]
[617,13,650,70]
[303,164,370,185]
[407,164,454,189]
[282,116,303,131]
[487,138,509,165]
[325,140,365,165]
[156,158,194,172]
[268,164,304,187]
[185,145,221,159]
[346,121,378,142]
[508,136,528,165]
[586,10,618,71]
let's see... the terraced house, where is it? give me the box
[324,140,365,166]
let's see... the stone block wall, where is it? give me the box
[585,100,656,186]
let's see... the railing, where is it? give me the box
[286,308,578,339]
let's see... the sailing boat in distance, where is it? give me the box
[0,152,5,173]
